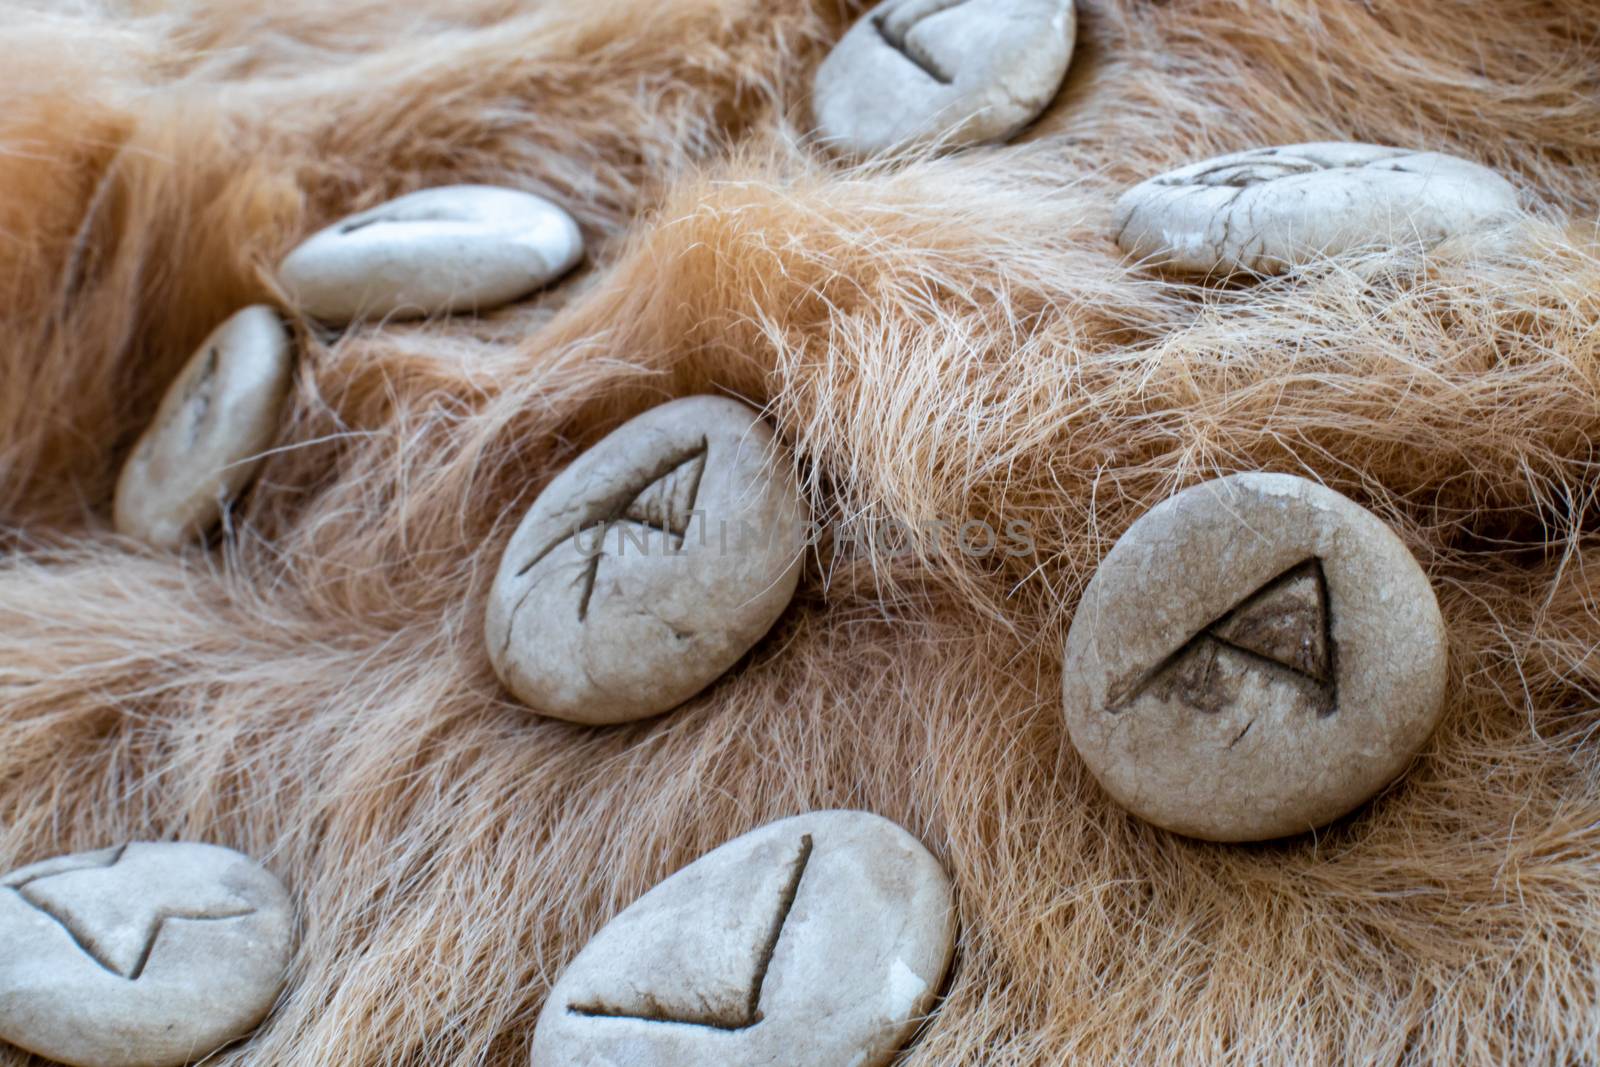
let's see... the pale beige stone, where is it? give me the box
[813,0,1076,156]
[113,306,292,550]
[531,810,956,1067]
[1114,142,1520,274]
[486,395,806,725]
[278,184,583,324]
[0,842,294,1067]
[1061,472,1449,842]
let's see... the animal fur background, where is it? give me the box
[1,0,1598,1063]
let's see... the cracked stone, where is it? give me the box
[812,0,1076,156]
[486,396,806,725]
[278,184,583,324]
[531,810,956,1066]
[114,306,293,550]
[1061,472,1449,842]
[0,842,294,1067]
[1113,142,1520,274]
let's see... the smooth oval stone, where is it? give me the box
[531,810,956,1067]
[0,842,294,1067]
[113,306,292,550]
[1061,472,1448,842]
[486,395,805,725]
[1114,142,1519,274]
[813,0,1076,156]
[278,185,583,324]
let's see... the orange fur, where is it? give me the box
[1,0,1599,1063]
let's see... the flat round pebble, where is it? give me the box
[113,305,292,550]
[486,395,805,725]
[1061,472,1448,842]
[0,842,294,1067]
[813,0,1076,156]
[531,810,956,1067]
[1114,142,1519,274]
[278,184,583,324]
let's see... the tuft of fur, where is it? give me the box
[1,0,1599,1064]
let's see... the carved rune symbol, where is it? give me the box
[515,438,709,622]
[180,347,221,448]
[338,203,459,236]
[873,0,975,85]
[8,845,256,981]
[568,834,815,1031]
[1111,558,1337,719]
[1161,147,1427,190]
[614,442,709,548]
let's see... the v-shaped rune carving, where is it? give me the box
[568,835,815,1031]
[9,845,257,981]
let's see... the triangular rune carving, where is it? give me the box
[1111,558,1336,714]
[1209,559,1330,683]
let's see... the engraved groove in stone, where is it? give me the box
[10,846,258,981]
[512,438,711,625]
[2,844,128,890]
[175,348,221,450]
[337,216,383,235]
[1108,558,1337,717]
[567,834,815,1032]
[1187,161,1319,188]
[1210,558,1330,682]
[872,0,975,85]
[514,438,711,580]
[1156,147,1429,190]
[622,447,707,542]
[338,206,461,236]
